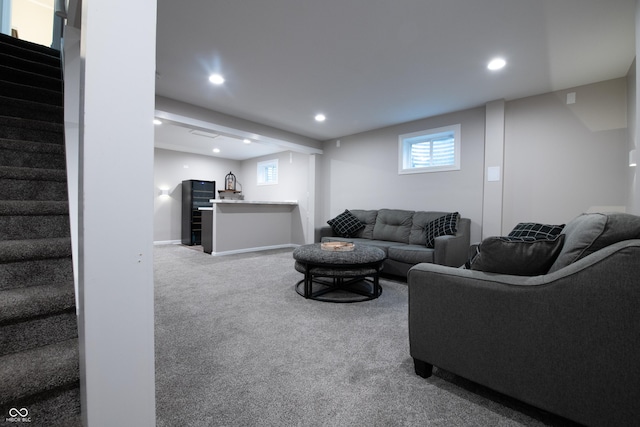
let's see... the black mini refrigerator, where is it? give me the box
[181,180,215,245]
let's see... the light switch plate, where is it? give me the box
[487,166,501,182]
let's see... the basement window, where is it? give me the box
[257,159,278,185]
[398,124,461,174]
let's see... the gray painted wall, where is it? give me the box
[154,148,315,245]
[155,77,631,246]
[153,148,240,242]
[240,151,314,244]
[319,107,487,244]
[319,77,629,243]
[503,77,628,231]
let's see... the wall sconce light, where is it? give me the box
[630,149,637,167]
[159,188,170,197]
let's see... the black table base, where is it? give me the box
[295,269,382,303]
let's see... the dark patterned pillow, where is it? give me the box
[508,222,565,241]
[327,210,364,237]
[470,234,565,276]
[425,212,459,248]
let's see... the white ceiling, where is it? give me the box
[154,0,636,159]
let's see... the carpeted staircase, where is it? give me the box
[0,34,81,426]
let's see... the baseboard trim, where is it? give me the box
[210,244,298,256]
[153,240,182,246]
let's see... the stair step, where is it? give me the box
[0,237,72,264]
[0,201,68,216]
[0,33,60,60]
[0,139,66,169]
[0,214,70,240]
[0,52,61,79]
[0,201,70,240]
[0,166,68,201]
[0,116,63,143]
[0,80,62,106]
[0,257,73,291]
[0,281,75,327]
[0,338,79,408]
[6,385,81,427]
[0,310,77,357]
[0,64,61,92]
[0,95,63,123]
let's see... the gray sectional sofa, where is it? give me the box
[408,212,640,426]
[318,208,471,278]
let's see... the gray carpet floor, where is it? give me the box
[154,245,577,427]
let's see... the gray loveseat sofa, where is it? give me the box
[319,208,471,278]
[407,212,640,426]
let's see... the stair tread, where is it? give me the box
[0,94,62,108]
[0,80,62,106]
[0,237,72,263]
[0,64,62,92]
[0,166,67,181]
[0,115,63,132]
[0,281,75,324]
[0,138,64,154]
[0,201,68,216]
[0,33,60,58]
[0,52,61,78]
[0,338,79,404]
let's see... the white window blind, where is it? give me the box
[399,124,460,174]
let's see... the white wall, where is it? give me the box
[240,151,313,244]
[503,77,628,231]
[153,148,240,243]
[11,0,53,46]
[320,107,486,243]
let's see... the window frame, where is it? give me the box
[398,124,461,175]
[257,158,279,186]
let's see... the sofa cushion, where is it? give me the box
[470,234,565,276]
[548,212,640,272]
[372,209,413,243]
[388,245,435,265]
[425,212,459,248]
[410,211,452,245]
[321,237,402,257]
[348,209,378,239]
[508,222,565,241]
[327,209,364,237]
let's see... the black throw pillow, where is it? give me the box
[425,212,459,248]
[470,234,565,276]
[327,210,364,238]
[508,222,565,241]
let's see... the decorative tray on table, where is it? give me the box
[321,242,355,252]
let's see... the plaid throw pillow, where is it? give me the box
[425,212,459,248]
[508,223,565,241]
[327,210,364,237]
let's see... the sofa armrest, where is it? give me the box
[407,239,640,426]
[432,217,471,267]
[316,226,335,242]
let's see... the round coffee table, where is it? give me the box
[293,243,386,302]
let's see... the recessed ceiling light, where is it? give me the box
[209,74,225,85]
[243,139,251,144]
[153,119,162,125]
[487,58,506,71]
[315,114,326,122]
[213,148,221,153]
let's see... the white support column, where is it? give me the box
[77,0,157,425]
[482,100,506,238]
